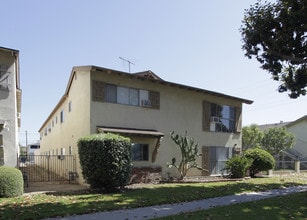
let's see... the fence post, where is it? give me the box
[47,155,50,181]
[294,160,300,173]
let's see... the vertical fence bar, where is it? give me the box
[18,154,76,183]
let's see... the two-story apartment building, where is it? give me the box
[259,116,307,170]
[38,66,252,183]
[0,47,22,167]
[285,116,307,161]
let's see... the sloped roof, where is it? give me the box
[285,115,307,128]
[39,65,253,131]
[132,70,163,81]
[258,121,291,131]
[0,46,19,53]
[258,115,307,131]
[88,66,253,104]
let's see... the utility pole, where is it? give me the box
[119,57,134,73]
[25,130,28,147]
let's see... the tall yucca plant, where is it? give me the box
[167,131,205,179]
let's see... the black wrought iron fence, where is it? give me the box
[275,160,295,170]
[275,160,307,171]
[17,155,77,183]
[300,160,307,170]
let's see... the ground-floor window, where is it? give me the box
[0,146,3,166]
[208,146,233,175]
[0,134,3,166]
[131,143,149,161]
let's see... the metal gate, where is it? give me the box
[18,155,77,183]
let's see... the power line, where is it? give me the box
[231,80,273,96]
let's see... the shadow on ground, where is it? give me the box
[24,182,89,194]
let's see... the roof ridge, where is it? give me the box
[132,70,164,81]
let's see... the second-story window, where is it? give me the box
[203,101,241,133]
[93,80,160,109]
[0,65,9,90]
[210,104,236,132]
[60,110,64,123]
[117,86,139,106]
[106,84,117,103]
[68,101,72,112]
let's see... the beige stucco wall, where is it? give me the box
[38,70,91,183]
[0,49,19,167]
[90,70,243,178]
[287,120,307,157]
[39,67,246,183]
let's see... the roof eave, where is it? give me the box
[38,95,67,132]
[39,65,253,132]
[285,115,307,128]
[91,66,253,104]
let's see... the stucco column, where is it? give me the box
[294,160,300,173]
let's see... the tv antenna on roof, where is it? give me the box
[119,57,134,73]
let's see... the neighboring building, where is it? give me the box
[38,66,252,183]
[0,47,22,167]
[258,116,307,169]
[20,145,27,156]
[26,142,40,163]
[284,116,307,162]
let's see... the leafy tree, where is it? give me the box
[261,127,295,156]
[241,0,307,98]
[242,125,295,157]
[167,131,204,179]
[242,124,264,150]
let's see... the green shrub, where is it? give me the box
[78,133,132,191]
[0,167,24,198]
[244,148,275,177]
[224,155,253,178]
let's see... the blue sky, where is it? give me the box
[1,0,306,145]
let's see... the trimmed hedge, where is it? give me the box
[244,148,275,177]
[78,133,132,191]
[224,155,252,178]
[0,167,24,198]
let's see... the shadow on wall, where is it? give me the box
[0,89,9,99]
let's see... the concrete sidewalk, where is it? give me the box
[46,185,307,220]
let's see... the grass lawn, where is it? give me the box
[156,192,307,220]
[0,173,306,219]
